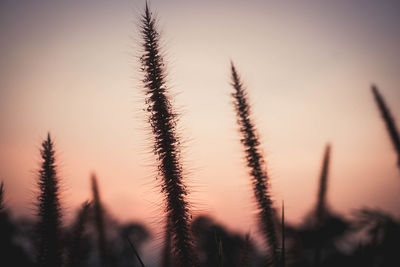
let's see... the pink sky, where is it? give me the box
[1,0,400,240]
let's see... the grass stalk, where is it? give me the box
[91,174,108,267]
[316,144,331,222]
[67,201,90,267]
[138,3,196,266]
[230,62,279,266]
[36,133,63,267]
[371,85,400,171]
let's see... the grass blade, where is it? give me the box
[127,237,146,267]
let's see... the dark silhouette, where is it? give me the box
[67,201,91,267]
[138,3,196,266]
[352,208,400,267]
[91,174,109,267]
[119,223,150,267]
[230,62,279,266]
[191,215,256,267]
[239,233,251,267]
[286,145,349,267]
[1,183,34,267]
[316,145,331,223]
[127,237,146,267]
[35,133,63,267]
[312,144,331,266]
[371,84,400,170]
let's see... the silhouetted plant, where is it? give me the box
[371,85,400,170]
[286,145,349,267]
[316,144,331,224]
[92,174,109,267]
[353,208,400,267]
[67,201,91,267]
[230,62,279,266]
[138,3,196,266]
[312,144,331,266]
[36,133,63,267]
[1,183,34,267]
[192,215,248,267]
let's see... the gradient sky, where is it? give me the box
[1,0,400,244]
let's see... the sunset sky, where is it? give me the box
[1,0,400,243]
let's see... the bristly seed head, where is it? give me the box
[230,62,279,266]
[138,4,196,267]
[36,133,63,267]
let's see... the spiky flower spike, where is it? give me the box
[371,85,400,171]
[138,3,196,266]
[230,62,279,266]
[91,174,108,267]
[315,144,331,223]
[67,201,90,267]
[36,133,63,267]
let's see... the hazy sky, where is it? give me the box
[1,0,400,243]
